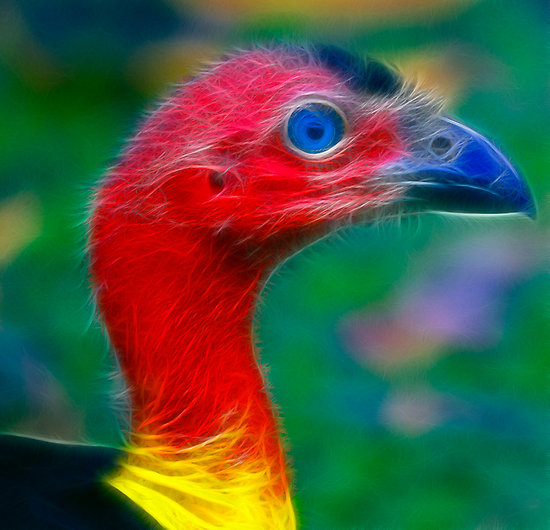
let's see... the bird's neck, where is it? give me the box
[91,208,294,527]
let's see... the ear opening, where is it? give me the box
[208,171,226,192]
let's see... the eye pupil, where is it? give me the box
[285,101,346,158]
[307,125,325,140]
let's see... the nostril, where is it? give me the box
[430,135,453,156]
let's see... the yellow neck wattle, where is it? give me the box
[106,430,296,530]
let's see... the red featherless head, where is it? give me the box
[88,45,532,456]
[93,48,417,255]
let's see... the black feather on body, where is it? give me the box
[0,434,158,529]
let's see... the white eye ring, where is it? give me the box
[282,98,349,161]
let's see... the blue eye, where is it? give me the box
[285,100,347,159]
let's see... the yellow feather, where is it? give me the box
[106,430,296,529]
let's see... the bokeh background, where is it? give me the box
[1,0,549,528]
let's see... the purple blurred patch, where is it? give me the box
[340,230,543,371]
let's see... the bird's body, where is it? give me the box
[0,46,534,529]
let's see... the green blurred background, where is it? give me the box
[0,0,548,528]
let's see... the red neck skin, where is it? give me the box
[90,198,286,477]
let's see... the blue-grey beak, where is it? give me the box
[398,117,536,218]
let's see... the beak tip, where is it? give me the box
[504,170,536,218]
[523,200,537,219]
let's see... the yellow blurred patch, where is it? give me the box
[394,47,474,106]
[0,192,42,266]
[127,39,222,95]
[0,2,61,89]
[170,0,479,24]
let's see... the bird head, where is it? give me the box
[99,46,534,260]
